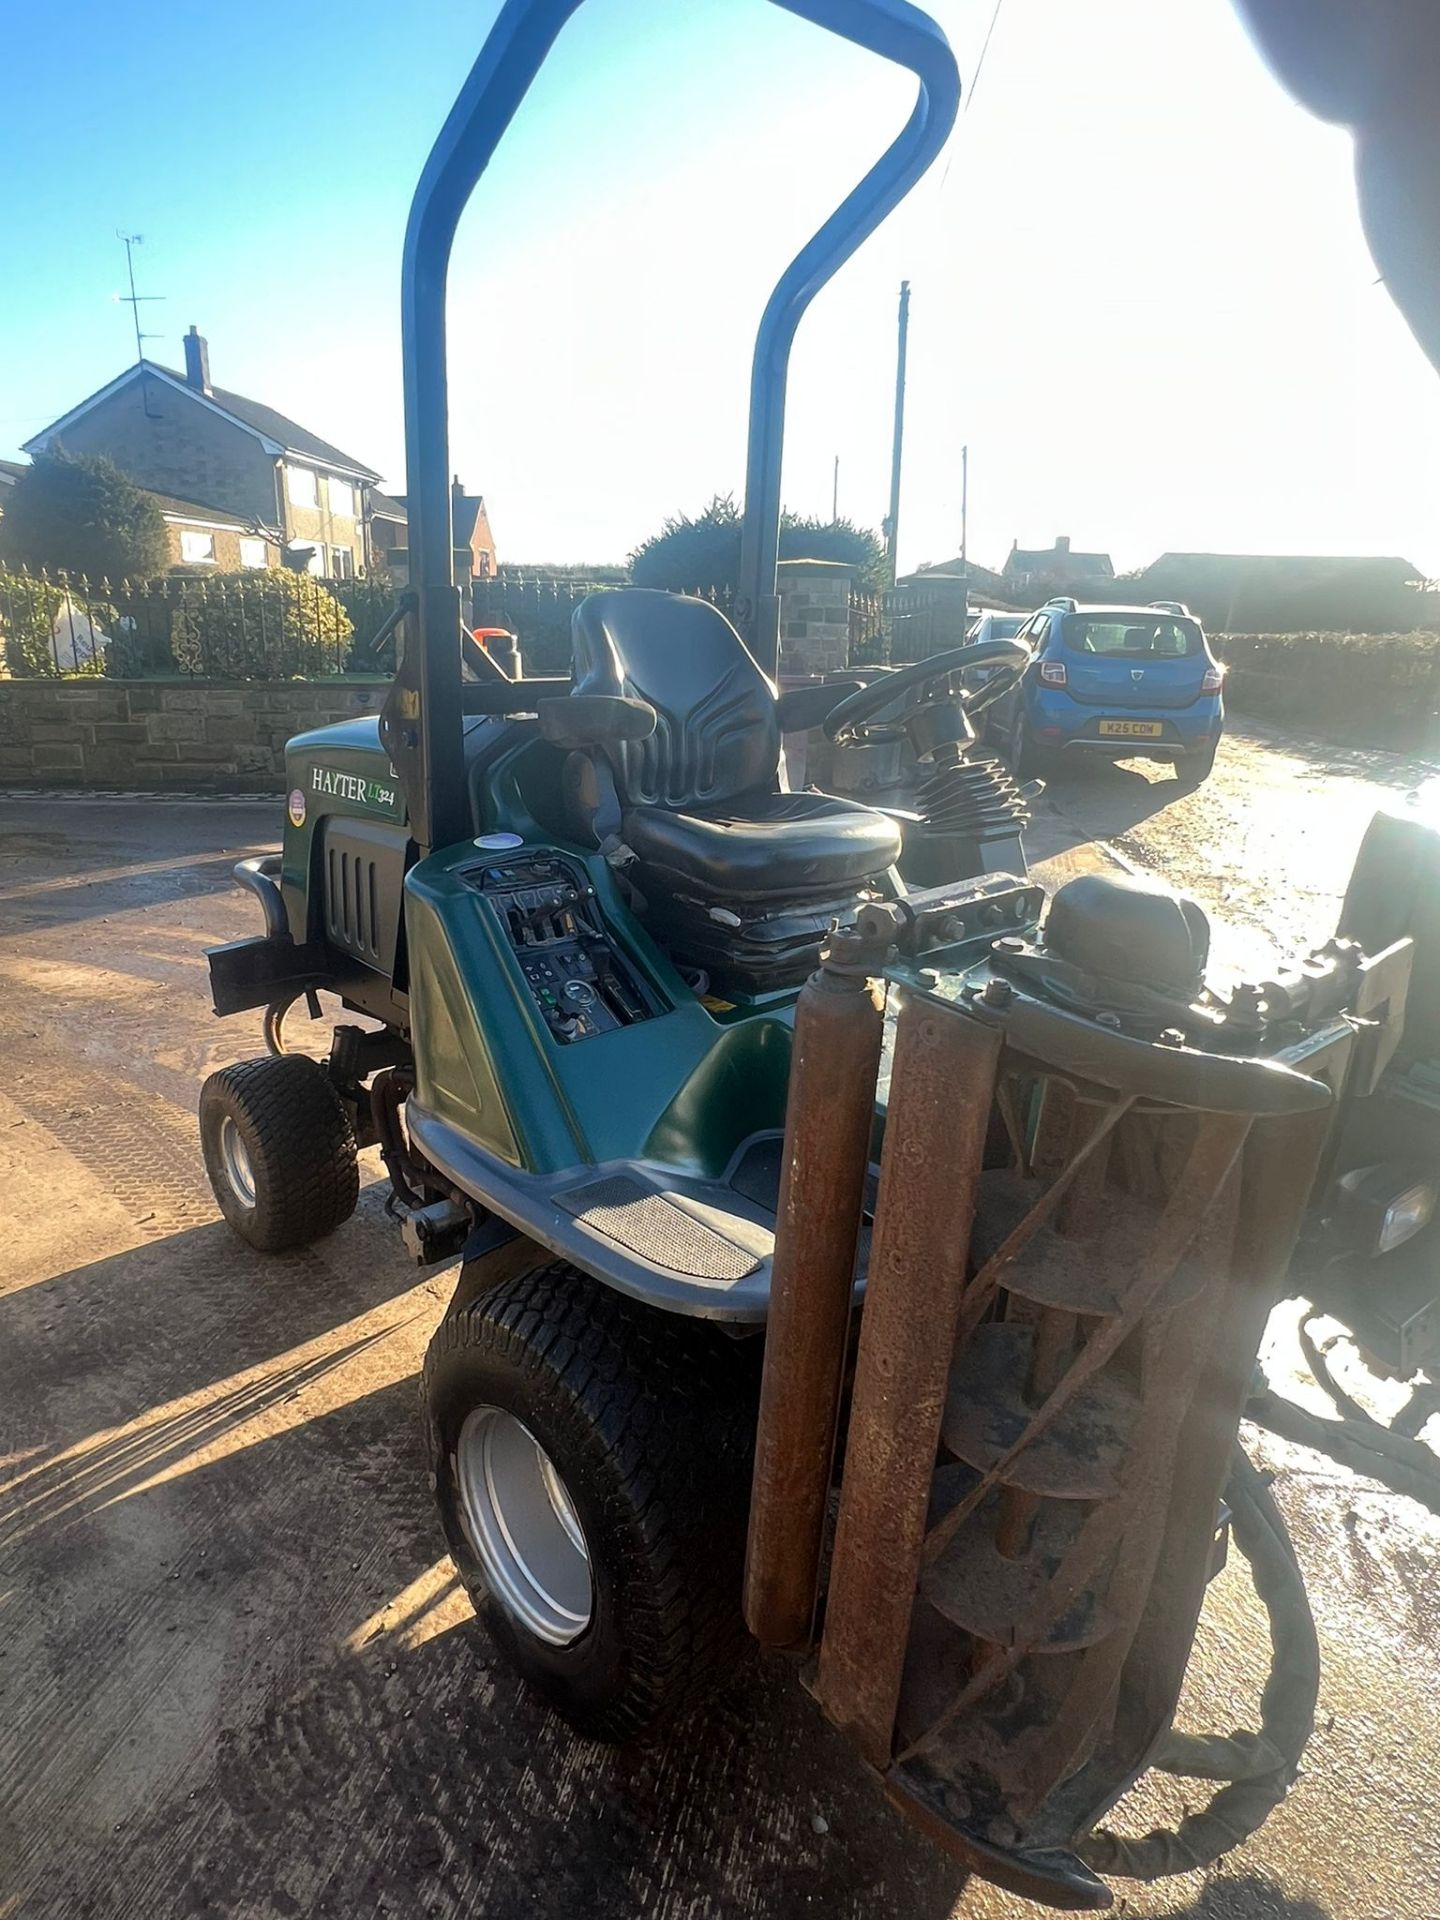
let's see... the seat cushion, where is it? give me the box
[622,792,902,900]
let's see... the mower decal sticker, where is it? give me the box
[287,788,307,827]
[309,764,402,816]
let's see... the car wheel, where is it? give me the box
[199,1054,359,1251]
[1010,724,1055,782]
[424,1261,756,1742]
[1177,742,1218,785]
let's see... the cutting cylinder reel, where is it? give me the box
[744,910,1339,1910]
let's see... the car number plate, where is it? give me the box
[1098,719,1163,738]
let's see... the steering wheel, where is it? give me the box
[823,638,1031,746]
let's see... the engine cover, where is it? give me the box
[1043,872,1210,1000]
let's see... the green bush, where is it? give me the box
[165,571,354,678]
[0,568,115,677]
[1220,631,1440,748]
[629,493,888,593]
[0,448,167,580]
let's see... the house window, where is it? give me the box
[330,546,354,580]
[287,465,318,508]
[180,529,216,564]
[327,476,355,518]
[239,536,268,569]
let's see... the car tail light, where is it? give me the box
[1201,665,1224,694]
[1039,660,1068,687]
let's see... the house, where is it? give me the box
[452,481,497,581]
[380,478,498,588]
[898,556,1015,604]
[1003,535,1114,593]
[0,457,24,535]
[1132,551,1434,633]
[145,489,281,572]
[368,489,408,574]
[23,327,382,578]
[0,453,278,572]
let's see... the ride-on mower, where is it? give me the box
[199,1,1440,1907]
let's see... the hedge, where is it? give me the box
[1217,632,1440,749]
[106,571,354,680]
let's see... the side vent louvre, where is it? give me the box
[319,817,406,974]
[326,846,381,959]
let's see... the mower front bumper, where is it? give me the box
[207,932,329,1017]
[206,854,327,1017]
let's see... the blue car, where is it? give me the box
[985,599,1225,783]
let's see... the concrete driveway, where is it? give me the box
[2,735,1439,1920]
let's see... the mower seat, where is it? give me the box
[559,589,901,988]
[621,792,897,900]
[565,589,901,905]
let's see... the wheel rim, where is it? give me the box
[455,1406,592,1645]
[218,1115,257,1208]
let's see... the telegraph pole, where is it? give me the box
[885,280,910,585]
[832,454,840,524]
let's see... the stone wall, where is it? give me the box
[777,558,852,674]
[0,679,386,792]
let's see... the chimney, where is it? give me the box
[184,325,211,395]
[1054,535,1071,555]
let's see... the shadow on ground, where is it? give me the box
[1160,1874,1331,1919]
[0,1211,970,1920]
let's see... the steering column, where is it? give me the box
[824,639,1035,884]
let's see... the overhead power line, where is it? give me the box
[965,0,1006,114]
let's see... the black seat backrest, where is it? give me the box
[570,589,779,810]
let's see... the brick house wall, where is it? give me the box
[281,467,368,575]
[160,519,279,571]
[48,371,282,529]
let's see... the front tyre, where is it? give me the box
[199,1054,359,1251]
[424,1262,755,1742]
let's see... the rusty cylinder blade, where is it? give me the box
[743,942,886,1651]
[813,992,1002,1767]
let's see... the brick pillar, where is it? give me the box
[777,559,854,676]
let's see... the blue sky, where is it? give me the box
[3,0,1438,576]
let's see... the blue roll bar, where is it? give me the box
[398,0,960,854]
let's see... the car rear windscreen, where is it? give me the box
[1062,614,1202,659]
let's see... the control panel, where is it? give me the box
[460,851,654,1043]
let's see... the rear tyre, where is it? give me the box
[424,1262,755,1742]
[1010,723,1056,783]
[1177,742,1218,784]
[1339,810,1440,1061]
[199,1054,359,1251]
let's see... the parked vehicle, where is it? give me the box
[986,601,1225,782]
[966,609,1027,646]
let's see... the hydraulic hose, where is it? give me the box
[1079,1448,1319,1883]
[1249,1388,1440,1517]
[1249,1309,1440,1518]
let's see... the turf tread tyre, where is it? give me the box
[423,1261,755,1742]
[1339,809,1440,1063]
[199,1054,359,1252]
